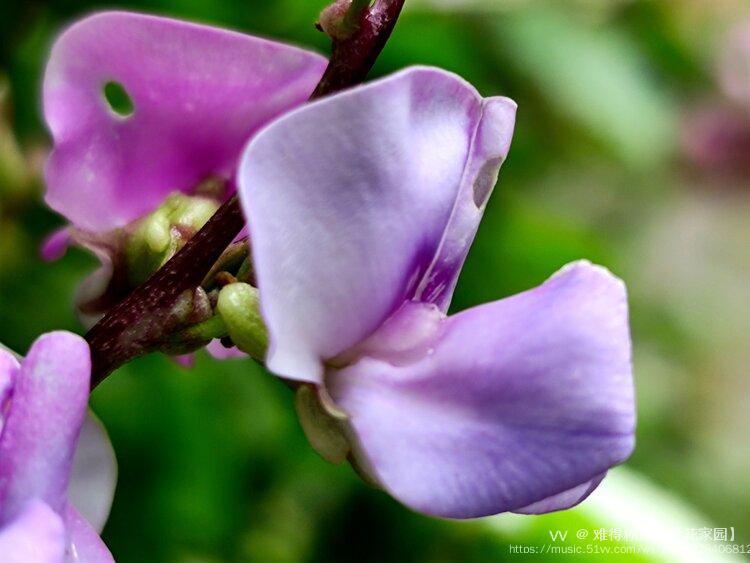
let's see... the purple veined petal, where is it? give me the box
[41,227,72,262]
[0,500,66,563]
[512,472,606,515]
[327,261,635,518]
[0,332,91,524]
[67,413,117,533]
[239,66,516,383]
[44,11,327,232]
[64,504,114,563]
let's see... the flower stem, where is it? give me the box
[85,0,406,388]
[312,0,405,98]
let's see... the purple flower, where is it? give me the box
[40,11,327,337]
[43,11,326,233]
[0,333,115,561]
[237,68,636,518]
[38,8,635,519]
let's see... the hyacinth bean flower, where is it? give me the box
[237,67,636,518]
[40,11,327,332]
[0,333,116,561]
[43,11,326,233]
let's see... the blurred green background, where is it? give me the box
[2,0,750,561]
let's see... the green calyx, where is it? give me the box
[216,282,268,361]
[125,192,220,285]
[173,310,228,345]
[295,384,350,464]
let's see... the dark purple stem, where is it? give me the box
[86,0,406,388]
[86,197,244,385]
[312,0,406,98]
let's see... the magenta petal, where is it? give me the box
[0,500,66,563]
[0,332,91,522]
[40,227,72,262]
[64,504,114,563]
[44,11,327,231]
[328,261,635,518]
[239,67,516,383]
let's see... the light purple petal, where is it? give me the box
[0,500,66,563]
[328,261,635,518]
[512,472,606,515]
[64,504,114,563]
[44,11,327,231]
[0,332,91,523]
[67,413,117,533]
[239,67,516,383]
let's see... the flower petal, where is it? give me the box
[0,500,66,563]
[40,227,72,262]
[239,67,516,383]
[44,11,327,231]
[0,332,91,523]
[328,261,635,518]
[67,412,117,533]
[414,95,516,309]
[0,347,20,433]
[205,339,247,360]
[64,504,114,563]
[512,472,606,515]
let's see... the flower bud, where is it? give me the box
[125,193,219,285]
[318,0,368,40]
[216,282,268,361]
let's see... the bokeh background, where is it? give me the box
[1,0,750,561]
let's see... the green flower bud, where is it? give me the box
[216,282,268,361]
[125,192,219,285]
